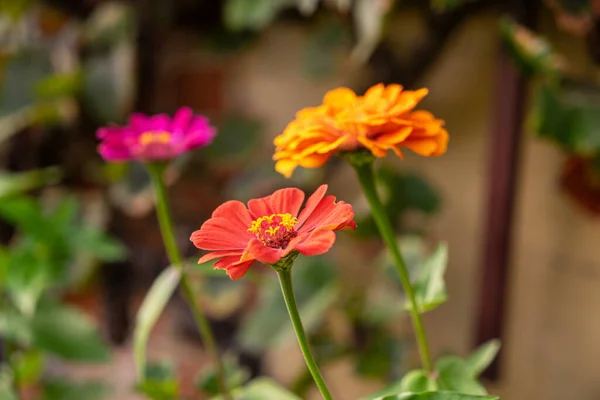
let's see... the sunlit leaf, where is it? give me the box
[134,267,181,379]
[0,309,32,345]
[138,362,179,400]
[435,357,487,395]
[374,393,498,400]
[13,350,44,386]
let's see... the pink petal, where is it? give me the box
[296,185,328,227]
[171,107,193,133]
[295,230,336,256]
[269,188,305,217]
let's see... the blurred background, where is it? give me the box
[1,0,600,399]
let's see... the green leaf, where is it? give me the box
[303,19,350,78]
[0,385,18,400]
[0,167,61,200]
[196,354,250,395]
[407,243,448,313]
[34,73,83,100]
[435,357,487,395]
[223,0,293,31]
[213,378,301,400]
[356,330,403,378]
[500,17,563,77]
[531,80,600,155]
[392,392,498,400]
[13,350,43,385]
[134,267,181,379]
[362,369,436,400]
[42,379,110,400]
[32,304,110,362]
[464,340,501,378]
[0,308,33,345]
[70,227,127,262]
[138,362,179,400]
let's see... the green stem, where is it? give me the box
[147,164,231,400]
[352,161,433,372]
[276,269,333,400]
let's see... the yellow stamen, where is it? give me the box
[139,131,172,146]
[248,213,298,234]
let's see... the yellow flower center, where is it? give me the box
[248,213,298,249]
[139,131,172,146]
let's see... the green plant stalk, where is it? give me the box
[276,269,333,400]
[352,161,433,373]
[147,164,231,400]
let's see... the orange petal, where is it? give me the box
[191,217,251,250]
[297,185,328,227]
[247,238,282,264]
[214,256,254,280]
[198,250,243,264]
[298,152,331,168]
[275,159,299,178]
[211,200,253,232]
[323,87,358,109]
[248,196,274,220]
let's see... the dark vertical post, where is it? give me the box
[474,0,538,379]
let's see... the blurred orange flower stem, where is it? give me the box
[351,158,433,373]
[276,265,333,400]
[147,163,231,400]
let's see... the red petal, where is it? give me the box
[269,188,305,217]
[296,185,328,227]
[198,250,243,264]
[295,230,336,256]
[247,238,282,264]
[298,196,355,233]
[211,200,253,233]
[214,256,254,280]
[248,197,273,219]
[190,217,250,250]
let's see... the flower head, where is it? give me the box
[190,185,356,280]
[273,84,449,177]
[97,107,216,162]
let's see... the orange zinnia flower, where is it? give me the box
[190,185,356,280]
[273,83,449,177]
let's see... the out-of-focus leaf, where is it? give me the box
[435,357,487,395]
[34,73,83,100]
[351,0,391,62]
[196,354,250,395]
[138,362,179,400]
[83,2,136,48]
[303,18,350,78]
[373,393,498,400]
[0,0,32,20]
[0,48,52,115]
[71,227,127,262]
[237,257,338,352]
[407,243,448,313]
[224,0,294,31]
[13,350,44,386]
[42,380,110,400]
[500,17,564,77]
[0,309,32,345]
[31,303,110,362]
[0,167,61,200]
[213,378,301,400]
[206,114,262,161]
[356,329,403,378]
[82,42,135,123]
[531,80,600,155]
[362,369,437,400]
[0,385,17,400]
[464,340,501,377]
[430,0,474,13]
[134,267,181,379]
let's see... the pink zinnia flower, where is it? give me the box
[96,107,216,162]
[190,185,356,280]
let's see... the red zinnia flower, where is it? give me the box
[190,185,356,280]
